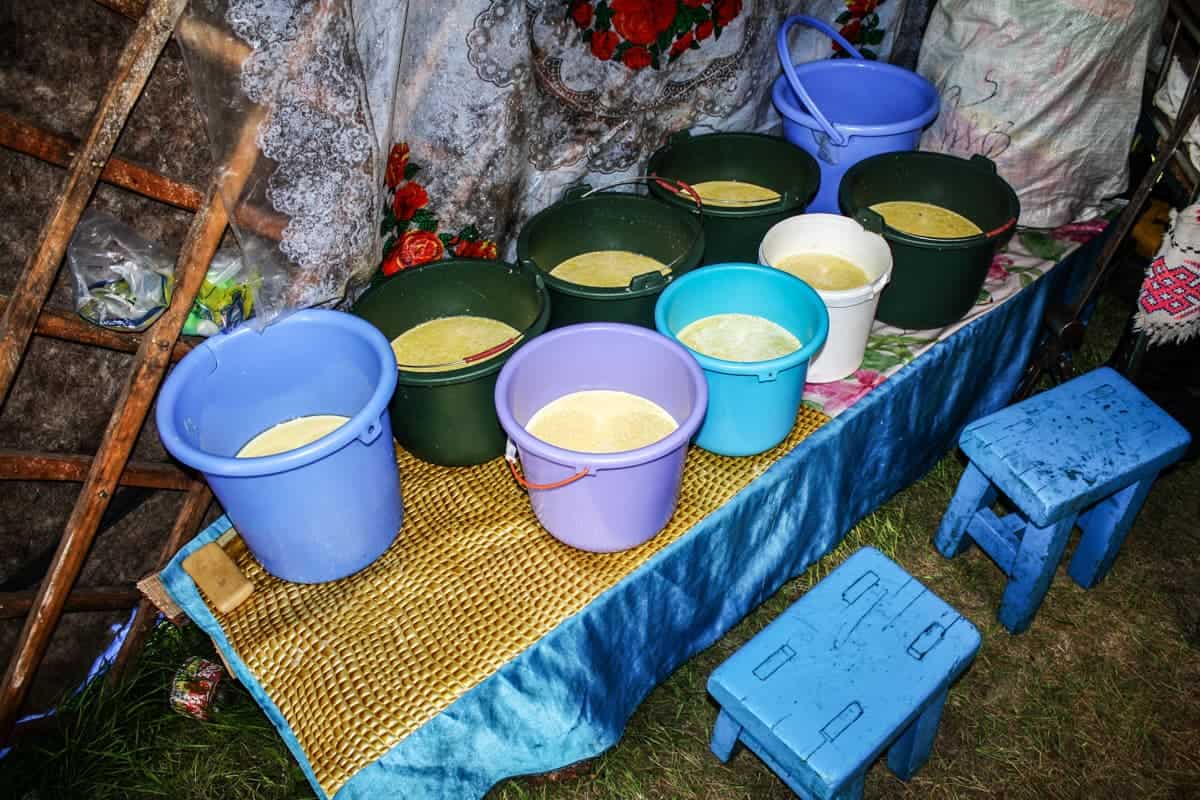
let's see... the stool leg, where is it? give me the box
[833,771,866,800]
[710,709,743,763]
[1068,474,1156,590]
[935,463,998,558]
[998,517,1075,634]
[887,686,948,781]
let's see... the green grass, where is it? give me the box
[3,290,1198,799]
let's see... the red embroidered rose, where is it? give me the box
[453,238,499,260]
[611,0,676,46]
[713,0,742,27]
[670,31,694,57]
[384,143,409,190]
[846,0,878,16]
[398,230,444,267]
[391,181,428,221]
[835,18,862,51]
[570,0,593,28]
[682,0,705,6]
[381,242,405,276]
[622,45,653,70]
[590,29,620,60]
[695,20,713,40]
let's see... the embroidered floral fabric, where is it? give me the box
[1135,204,1200,346]
[804,219,1107,416]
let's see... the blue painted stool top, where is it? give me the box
[708,547,980,798]
[959,367,1191,527]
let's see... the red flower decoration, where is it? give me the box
[391,181,428,221]
[611,0,676,46]
[713,0,741,27]
[381,242,405,276]
[847,0,878,16]
[398,230,444,267]
[570,0,593,28]
[591,29,620,60]
[836,19,863,51]
[453,238,500,260]
[384,143,409,190]
[670,31,694,57]
[695,20,713,40]
[622,45,653,70]
[682,0,705,6]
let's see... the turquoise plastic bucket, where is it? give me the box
[156,310,402,583]
[654,263,829,456]
[773,15,939,213]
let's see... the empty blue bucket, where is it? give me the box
[156,309,402,583]
[773,15,939,213]
[654,263,829,457]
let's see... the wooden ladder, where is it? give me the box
[0,0,242,743]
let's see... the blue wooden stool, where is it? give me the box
[708,547,980,799]
[935,367,1190,634]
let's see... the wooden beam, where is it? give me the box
[0,112,203,212]
[0,586,141,620]
[93,0,149,20]
[0,175,228,744]
[0,294,195,363]
[0,0,190,408]
[108,483,212,681]
[0,450,194,491]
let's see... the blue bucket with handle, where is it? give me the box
[654,263,828,457]
[156,309,402,583]
[773,14,939,213]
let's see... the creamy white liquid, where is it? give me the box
[236,415,350,458]
[677,313,801,362]
[690,179,780,208]
[390,315,519,372]
[773,253,870,291]
[525,390,678,453]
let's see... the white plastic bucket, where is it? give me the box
[758,213,892,383]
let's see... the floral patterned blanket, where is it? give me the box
[803,220,1107,417]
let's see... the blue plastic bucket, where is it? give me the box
[156,310,402,583]
[654,263,829,457]
[773,15,939,213]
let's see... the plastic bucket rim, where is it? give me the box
[516,192,705,291]
[653,262,831,377]
[646,131,820,218]
[494,322,708,471]
[352,256,552,387]
[770,62,939,137]
[155,309,398,479]
[756,213,894,306]
[837,151,1021,248]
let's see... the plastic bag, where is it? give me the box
[916,0,1166,228]
[67,211,256,336]
[68,212,175,332]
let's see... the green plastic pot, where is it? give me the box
[517,186,705,329]
[351,258,550,467]
[839,151,1020,330]
[647,131,820,265]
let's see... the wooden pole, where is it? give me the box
[0,450,194,491]
[107,482,212,681]
[0,0,188,407]
[0,586,142,620]
[0,179,228,743]
[0,295,194,362]
[0,112,203,212]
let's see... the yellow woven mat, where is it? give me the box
[207,406,829,795]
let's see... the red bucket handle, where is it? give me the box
[506,455,589,491]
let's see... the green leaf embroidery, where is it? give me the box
[458,224,480,241]
[403,162,419,180]
[656,30,671,51]
[864,28,885,45]
[835,10,852,23]
[1019,231,1068,261]
[438,232,455,247]
[714,22,722,40]
[595,1,612,27]
[582,28,593,43]
[412,208,438,232]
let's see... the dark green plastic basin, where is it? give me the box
[839,151,1020,330]
[648,131,819,265]
[352,258,550,467]
[517,187,705,329]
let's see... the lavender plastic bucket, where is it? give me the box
[494,323,708,552]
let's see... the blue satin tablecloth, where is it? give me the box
[161,238,1097,799]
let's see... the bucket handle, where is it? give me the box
[776,15,864,147]
[505,443,589,490]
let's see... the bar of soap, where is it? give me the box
[182,542,254,614]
